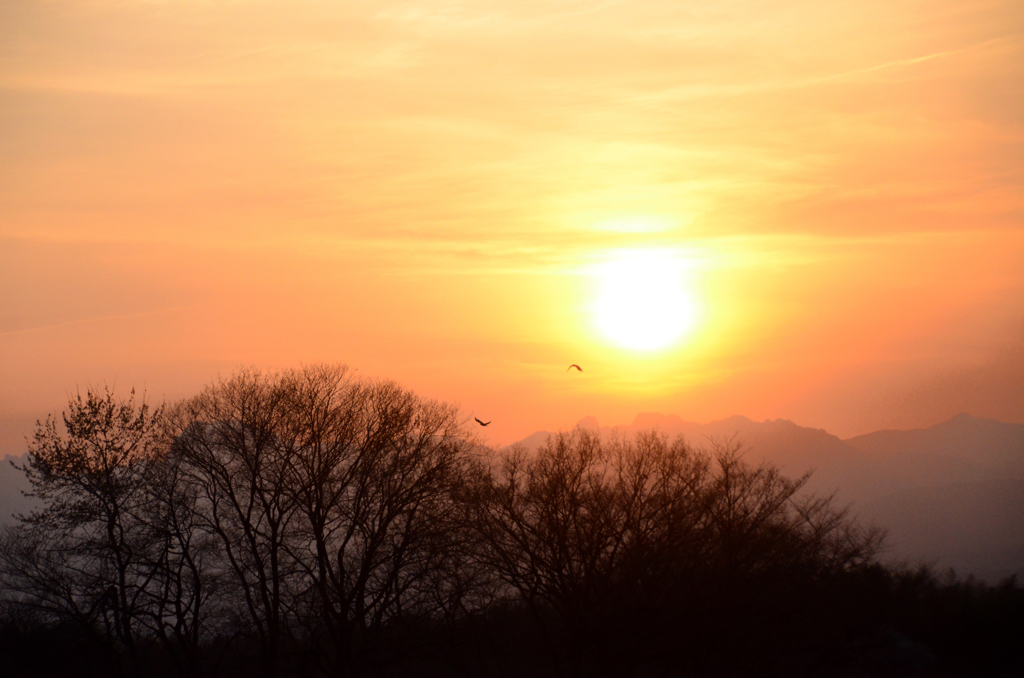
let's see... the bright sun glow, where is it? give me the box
[591,250,699,351]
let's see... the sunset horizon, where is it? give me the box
[3,0,1023,457]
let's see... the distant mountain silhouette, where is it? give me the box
[842,414,1024,581]
[845,413,1024,482]
[508,413,1024,582]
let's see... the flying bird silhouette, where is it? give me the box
[567,364,583,372]
[474,417,491,426]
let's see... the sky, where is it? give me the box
[1,0,1023,449]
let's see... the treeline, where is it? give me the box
[0,365,1021,678]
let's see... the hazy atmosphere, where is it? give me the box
[3,3,1024,676]
[3,0,1024,450]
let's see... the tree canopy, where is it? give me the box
[1,365,1020,678]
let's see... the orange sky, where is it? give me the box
[2,0,1023,449]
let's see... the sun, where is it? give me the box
[591,249,699,351]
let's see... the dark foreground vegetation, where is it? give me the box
[1,365,1021,678]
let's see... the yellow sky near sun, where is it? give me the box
[1,0,1023,447]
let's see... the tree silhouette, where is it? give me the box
[465,428,885,676]
[162,365,474,676]
[4,368,1018,678]
[3,387,164,675]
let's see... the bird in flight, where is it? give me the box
[567,364,583,372]
[475,417,491,426]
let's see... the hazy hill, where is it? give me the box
[510,413,1024,582]
[845,413,1024,482]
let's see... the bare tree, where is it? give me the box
[466,428,884,676]
[164,365,475,677]
[279,366,474,675]
[463,430,709,671]
[134,442,227,677]
[2,387,164,674]
[165,369,300,677]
